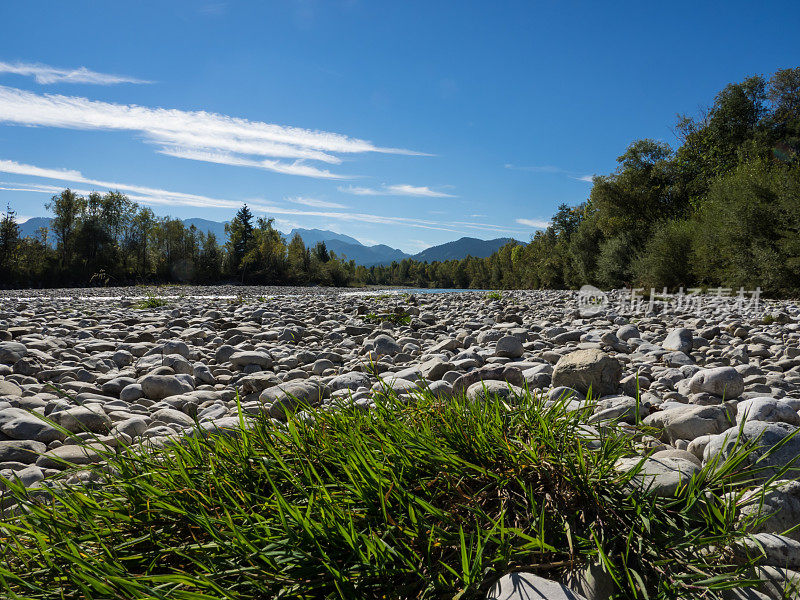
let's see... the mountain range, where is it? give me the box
[17,218,522,266]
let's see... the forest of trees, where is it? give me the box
[0,67,798,293]
[0,198,356,288]
[365,67,800,295]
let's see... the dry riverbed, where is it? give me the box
[2,286,800,597]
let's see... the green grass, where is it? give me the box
[485,291,502,301]
[133,295,169,309]
[0,390,775,599]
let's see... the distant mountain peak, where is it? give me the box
[287,228,363,248]
[412,237,522,263]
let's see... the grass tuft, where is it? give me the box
[133,295,168,309]
[0,389,775,599]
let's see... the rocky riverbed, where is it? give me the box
[2,286,800,593]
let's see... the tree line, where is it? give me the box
[366,67,800,295]
[0,198,356,287]
[1,67,798,292]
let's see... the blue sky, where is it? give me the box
[0,1,798,252]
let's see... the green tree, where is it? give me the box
[0,205,21,280]
[287,233,309,283]
[675,75,769,200]
[632,219,697,290]
[769,68,800,125]
[225,204,255,279]
[47,189,86,269]
[16,228,54,284]
[243,217,287,283]
[197,232,222,282]
[693,159,800,293]
[125,206,154,279]
[595,234,635,288]
[314,241,330,263]
[551,203,583,238]
[74,191,128,278]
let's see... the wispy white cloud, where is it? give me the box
[0,159,530,240]
[408,239,433,251]
[0,61,151,85]
[0,181,202,215]
[0,86,384,154]
[287,197,348,209]
[0,182,66,195]
[0,160,242,210]
[0,161,83,180]
[339,186,382,196]
[516,218,550,228]
[157,147,351,180]
[505,163,594,183]
[0,182,199,213]
[451,221,527,235]
[0,159,455,231]
[339,183,456,198]
[388,184,456,198]
[273,218,301,232]
[0,85,425,179]
[150,130,342,163]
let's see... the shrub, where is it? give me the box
[596,234,634,288]
[692,160,800,294]
[632,219,697,290]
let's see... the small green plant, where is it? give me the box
[133,295,168,309]
[485,291,502,301]
[762,313,775,325]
